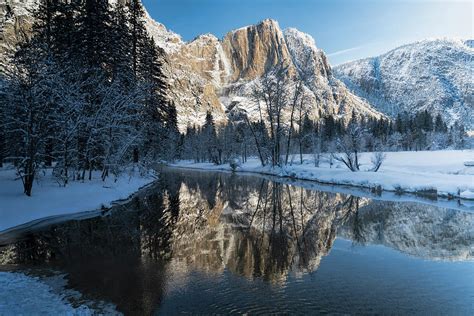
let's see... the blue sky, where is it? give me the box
[142,0,473,65]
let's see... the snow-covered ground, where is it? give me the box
[0,167,156,233]
[171,150,474,200]
[0,271,119,315]
[0,272,90,314]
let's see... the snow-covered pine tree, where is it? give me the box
[2,0,173,195]
[202,111,219,164]
[127,0,148,78]
[76,0,113,69]
[163,100,181,162]
[139,36,169,162]
[3,39,61,195]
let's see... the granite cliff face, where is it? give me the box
[1,1,383,130]
[222,19,294,82]
[0,1,35,73]
[158,19,382,129]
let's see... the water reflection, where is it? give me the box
[0,168,473,314]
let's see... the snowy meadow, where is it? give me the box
[172,150,474,201]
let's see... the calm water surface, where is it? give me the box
[1,168,473,315]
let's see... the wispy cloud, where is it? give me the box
[327,45,365,57]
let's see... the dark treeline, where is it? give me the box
[0,0,179,195]
[180,108,467,168]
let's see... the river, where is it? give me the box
[1,167,473,314]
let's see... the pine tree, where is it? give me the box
[300,113,314,155]
[202,111,219,164]
[323,115,335,141]
[163,101,181,162]
[76,0,113,68]
[434,114,447,133]
[110,2,134,84]
[126,0,149,79]
[395,113,404,134]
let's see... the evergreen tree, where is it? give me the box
[1,0,172,195]
[127,0,148,78]
[300,113,314,154]
[76,0,113,69]
[202,111,219,164]
[434,114,447,133]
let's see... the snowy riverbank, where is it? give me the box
[0,166,156,233]
[0,272,91,314]
[0,271,120,314]
[171,150,474,200]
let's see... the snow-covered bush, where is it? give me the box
[229,158,241,172]
[52,164,69,187]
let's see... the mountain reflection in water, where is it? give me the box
[1,168,473,315]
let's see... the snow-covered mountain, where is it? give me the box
[159,19,383,129]
[334,39,474,130]
[1,1,384,130]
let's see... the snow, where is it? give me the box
[144,9,183,54]
[171,150,474,200]
[0,272,92,314]
[216,41,233,81]
[461,190,474,199]
[334,38,474,130]
[0,167,155,233]
[284,28,318,50]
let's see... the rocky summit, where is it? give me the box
[1,1,383,130]
[153,18,382,129]
[334,39,474,130]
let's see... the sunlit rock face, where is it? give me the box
[0,1,35,73]
[163,18,383,130]
[222,19,294,82]
[2,1,383,131]
[339,201,474,261]
[163,34,229,129]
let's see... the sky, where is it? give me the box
[142,0,473,65]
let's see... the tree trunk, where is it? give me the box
[246,118,266,166]
[133,148,139,163]
[23,159,34,196]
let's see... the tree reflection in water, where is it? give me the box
[1,168,472,314]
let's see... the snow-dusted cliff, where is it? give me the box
[160,19,383,129]
[1,1,384,131]
[334,39,474,129]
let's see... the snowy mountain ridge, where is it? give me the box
[14,1,469,131]
[160,18,384,129]
[334,38,474,129]
[1,1,385,130]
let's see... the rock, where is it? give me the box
[1,1,385,132]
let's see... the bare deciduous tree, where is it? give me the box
[369,152,386,172]
[333,123,365,172]
[251,63,290,167]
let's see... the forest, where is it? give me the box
[0,0,178,195]
[0,0,468,197]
